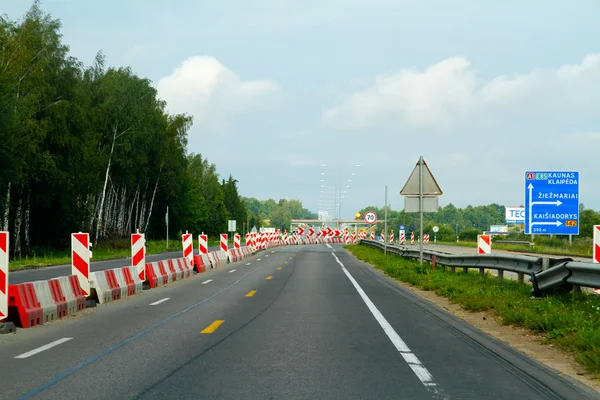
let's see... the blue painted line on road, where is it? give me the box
[16,266,262,400]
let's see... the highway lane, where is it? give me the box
[8,246,220,284]
[0,244,597,399]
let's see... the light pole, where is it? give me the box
[320,164,361,222]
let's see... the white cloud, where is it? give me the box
[157,56,281,130]
[324,54,600,131]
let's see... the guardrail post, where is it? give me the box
[542,257,549,271]
[497,270,504,282]
[450,266,456,273]
[573,284,581,294]
[479,268,484,277]
[431,255,437,270]
[462,267,468,274]
[518,272,524,284]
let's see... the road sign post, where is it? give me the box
[384,186,388,256]
[400,157,443,267]
[524,171,579,235]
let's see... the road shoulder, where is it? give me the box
[343,248,600,395]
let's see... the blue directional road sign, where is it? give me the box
[524,171,579,235]
[399,225,405,231]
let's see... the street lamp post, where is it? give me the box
[320,164,361,221]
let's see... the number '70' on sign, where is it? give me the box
[364,211,377,224]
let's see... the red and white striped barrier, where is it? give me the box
[115,266,144,297]
[381,231,385,243]
[71,232,91,296]
[227,248,239,263]
[424,234,429,244]
[400,230,406,245]
[90,269,124,304]
[478,234,491,254]
[145,258,193,289]
[594,225,599,264]
[8,275,87,328]
[390,231,394,244]
[210,250,228,268]
[344,230,349,245]
[33,280,59,322]
[199,234,208,255]
[131,233,145,282]
[182,232,193,267]
[200,253,212,268]
[234,234,241,249]
[177,258,193,279]
[220,234,228,253]
[56,275,87,316]
[0,232,7,321]
[193,254,210,272]
[370,231,375,240]
[146,261,168,288]
[352,231,357,244]
[593,225,599,295]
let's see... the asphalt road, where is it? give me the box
[8,246,220,284]
[0,244,597,399]
[10,241,590,286]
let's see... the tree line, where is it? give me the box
[244,198,317,230]
[359,203,600,242]
[0,3,251,257]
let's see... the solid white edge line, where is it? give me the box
[149,298,170,306]
[15,338,73,359]
[201,279,213,284]
[331,252,443,393]
[229,269,236,273]
[246,263,251,265]
[257,258,262,261]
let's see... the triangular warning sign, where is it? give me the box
[400,159,443,195]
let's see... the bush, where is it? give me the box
[459,228,480,241]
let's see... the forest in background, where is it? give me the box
[0,3,253,256]
[244,198,317,230]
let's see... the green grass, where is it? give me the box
[345,244,600,375]
[8,238,225,271]
[435,240,593,258]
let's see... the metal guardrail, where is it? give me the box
[495,240,534,246]
[358,239,599,296]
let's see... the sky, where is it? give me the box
[4,1,600,218]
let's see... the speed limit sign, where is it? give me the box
[364,211,377,225]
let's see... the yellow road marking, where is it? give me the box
[266,276,273,280]
[245,290,257,297]
[277,267,282,270]
[284,261,288,264]
[200,320,224,334]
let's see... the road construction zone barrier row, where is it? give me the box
[2,229,349,330]
[145,258,193,290]
[8,275,87,328]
